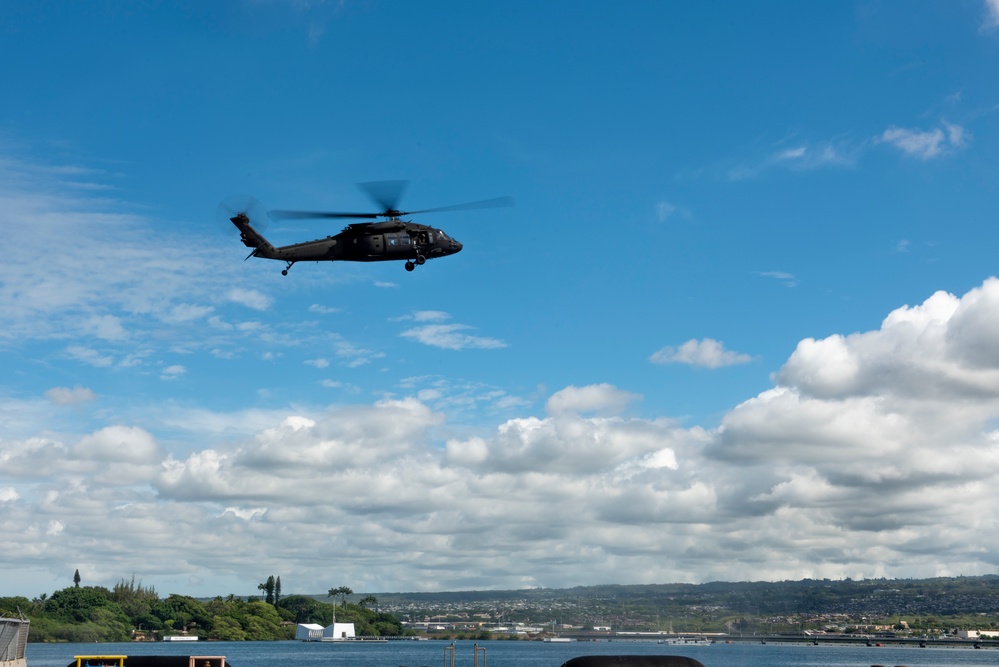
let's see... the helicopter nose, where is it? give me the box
[451,239,463,254]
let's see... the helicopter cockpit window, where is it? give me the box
[438,230,448,239]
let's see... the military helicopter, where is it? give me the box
[219,180,512,275]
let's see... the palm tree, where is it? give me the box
[327,586,353,609]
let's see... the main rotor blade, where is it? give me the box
[358,180,409,213]
[402,196,514,216]
[268,210,380,220]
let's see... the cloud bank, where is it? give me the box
[5,279,999,594]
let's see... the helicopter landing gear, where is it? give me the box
[282,261,295,276]
[405,261,415,272]
[415,254,426,265]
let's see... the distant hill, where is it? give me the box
[301,575,999,627]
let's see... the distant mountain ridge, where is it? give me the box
[304,575,999,619]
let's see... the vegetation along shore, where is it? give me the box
[3,574,999,643]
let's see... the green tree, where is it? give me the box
[45,586,118,623]
[275,577,281,605]
[0,596,32,618]
[258,576,276,605]
[153,595,212,636]
[277,595,336,625]
[110,575,158,621]
[73,569,81,587]
[209,615,247,641]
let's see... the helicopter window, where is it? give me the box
[387,235,398,246]
[401,236,411,245]
[438,230,448,239]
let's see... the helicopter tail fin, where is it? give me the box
[230,213,278,258]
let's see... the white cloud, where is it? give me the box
[878,122,969,160]
[45,385,97,406]
[728,138,859,180]
[9,280,999,595]
[0,152,278,371]
[84,314,129,341]
[546,384,639,417]
[655,201,676,222]
[309,304,341,314]
[650,338,753,368]
[228,288,273,311]
[401,323,507,350]
[759,270,797,287]
[65,345,114,367]
[160,365,187,380]
[983,0,999,30]
[75,425,160,464]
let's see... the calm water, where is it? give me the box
[23,639,999,667]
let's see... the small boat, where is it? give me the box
[657,637,711,646]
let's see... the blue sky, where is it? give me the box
[3,0,999,598]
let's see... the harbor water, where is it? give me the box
[23,639,999,667]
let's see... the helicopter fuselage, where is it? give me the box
[232,214,462,274]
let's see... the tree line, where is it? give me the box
[0,574,406,642]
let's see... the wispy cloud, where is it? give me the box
[401,323,507,350]
[228,288,273,311]
[759,270,798,287]
[728,138,859,180]
[396,311,507,350]
[655,201,676,222]
[877,122,968,160]
[982,0,999,31]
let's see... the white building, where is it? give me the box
[296,622,357,641]
[295,624,325,641]
[322,622,357,641]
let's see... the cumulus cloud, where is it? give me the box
[8,280,999,595]
[650,338,753,368]
[546,384,639,417]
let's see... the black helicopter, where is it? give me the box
[219,181,512,275]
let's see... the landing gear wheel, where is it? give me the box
[415,255,426,265]
[405,261,415,272]
[282,269,288,276]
